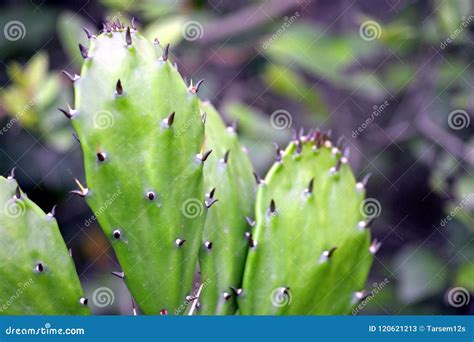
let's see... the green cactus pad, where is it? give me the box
[71,24,206,314]
[198,102,255,315]
[239,133,373,315]
[0,176,89,315]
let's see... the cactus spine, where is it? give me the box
[238,133,374,314]
[0,175,89,315]
[198,101,255,314]
[70,23,206,314]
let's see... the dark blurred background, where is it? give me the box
[0,0,473,315]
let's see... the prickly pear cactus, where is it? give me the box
[239,133,374,315]
[69,23,206,314]
[0,175,89,315]
[198,102,255,315]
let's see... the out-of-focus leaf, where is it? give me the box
[454,263,474,292]
[263,23,384,99]
[393,246,448,304]
[144,15,187,46]
[262,64,328,118]
[57,11,94,68]
[0,6,56,58]
[223,102,291,173]
[435,0,472,37]
[101,0,179,20]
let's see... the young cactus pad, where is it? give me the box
[239,133,374,315]
[69,23,206,314]
[198,102,255,315]
[0,175,89,315]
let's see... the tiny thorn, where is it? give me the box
[369,239,382,255]
[198,149,213,162]
[47,205,57,218]
[70,178,88,197]
[78,43,88,59]
[35,262,44,273]
[15,186,21,199]
[111,271,125,279]
[205,198,218,208]
[223,292,231,301]
[269,199,276,214]
[72,133,81,143]
[244,231,252,240]
[208,187,216,198]
[201,112,207,125]
[8,167,16,180]
[175,238,186,247]
[204,241,213,250]
[125,27,132,45]
[319,247,337,263]
[160,308,167,315]
[231,287,243,296]
[61,70,80,82]
[305,177,314,195]
[227,119,238,133]
[195,79,204,93]
[69,248,73,257]
[83,26,93,39]
[295,141,303,155]
[253,171,264,185]
[79,297,88,306]
[249,238,256,248]
[161,43,170,61]
[146,191,156,201]
[245,216,255,227]
[96,152,107,162]
[132,298,138,316]
[353,291,368,303]
[131,17,137,30]
[273,142,282,162]
[362,173,371,187]
[221,150,230,164]
[58,108,73,119]
[165,112,175,126]
[116,79,123,95]
[113,229,122,239]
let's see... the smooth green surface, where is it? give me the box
[239,138,373,314]
[72,27,206,314]
[198,101,255,315]
[0,176,89,315]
